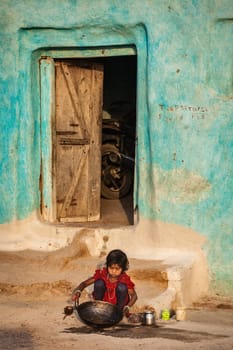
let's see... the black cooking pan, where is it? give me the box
[74,300,123,328]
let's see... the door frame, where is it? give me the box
[40,46,137,224]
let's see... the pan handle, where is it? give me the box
[74,299,79,308]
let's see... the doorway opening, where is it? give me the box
[95,55,137,226]
[41,53,137,226]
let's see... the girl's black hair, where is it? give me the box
[106,249,129,271]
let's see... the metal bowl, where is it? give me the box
[76,300,123,328]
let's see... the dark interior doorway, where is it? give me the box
[96,55,137,225]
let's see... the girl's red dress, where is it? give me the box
[93,267,135,305]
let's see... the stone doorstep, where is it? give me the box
[127,254,198,317]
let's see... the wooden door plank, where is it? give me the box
[87,64,103,220]
[55,61,103,222]
[60,63,88,139]
[59,145,89,218]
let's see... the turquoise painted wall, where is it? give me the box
[0,0,232,294]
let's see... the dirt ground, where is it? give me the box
[0,243,233,350]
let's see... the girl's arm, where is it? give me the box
[128,288,138,307]
[123,288,138,316]
[72,276,95,301]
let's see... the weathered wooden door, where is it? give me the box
[54,60,103,222]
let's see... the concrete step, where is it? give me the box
[129,254,197,316]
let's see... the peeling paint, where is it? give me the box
[153,166,211,204]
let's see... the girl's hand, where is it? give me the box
[123,305,130,318]
[71,293,79,302]
[71,288,82,302]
